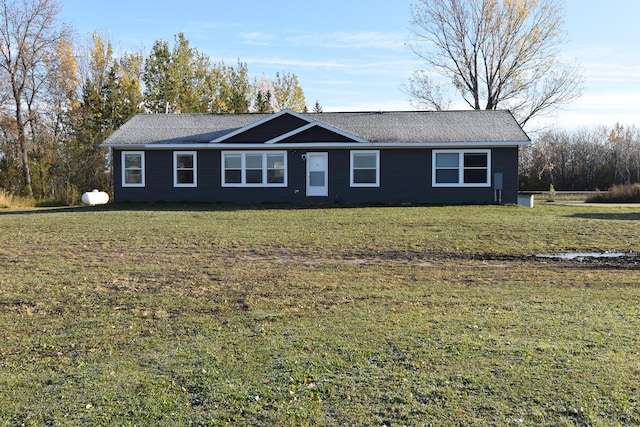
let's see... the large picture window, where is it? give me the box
[122,151,145,187]
[174,151,197,187]
[350,150,380,187]
[222,151,287,187]
[432,149,491,187]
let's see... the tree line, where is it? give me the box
[2,0,635,202]
[520,125,640,191]
[0,0,308,200]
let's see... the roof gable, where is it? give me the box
[273,123,360,143]
[213,109,308,143]
[212,109,364,144]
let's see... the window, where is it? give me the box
[432,150,490,187]
[224,153,242,184]
[221,151,287,187]
[174,151,197,187]
[122,151,145,187]
[350,150,380,187]
[266,153,286,184]
[245,153,263,183]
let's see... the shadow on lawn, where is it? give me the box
[0,205,91,216]
[0,202,344,216]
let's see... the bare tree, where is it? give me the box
[0,0,71,196]
[519,125,640,191]
[407,0,582,128]
[607,124,640,185]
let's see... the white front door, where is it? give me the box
[306,152,328,197]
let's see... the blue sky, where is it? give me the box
[60,0,639,130]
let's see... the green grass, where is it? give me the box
[0,204,639,425]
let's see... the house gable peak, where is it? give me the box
[211,109,366,144]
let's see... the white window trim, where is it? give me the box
[221,151,288,187]
[121,151,145,187]
[350,150,380,187]
[432,149,491,187]
[173,151,198,188]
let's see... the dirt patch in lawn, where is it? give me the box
[240,248,640,270]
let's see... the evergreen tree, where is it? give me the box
[254,90,273,113]
[251,71,306,113]
[143,35,252,114]
[220,60,251,113]
[143,39,172,113]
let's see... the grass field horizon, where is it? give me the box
[1,203,638,425]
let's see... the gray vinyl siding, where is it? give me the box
[114,150,307,203]
[113,147,520,204]
[322,148,518,204]
[491,147,519,204]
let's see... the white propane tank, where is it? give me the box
[81,189,109,206]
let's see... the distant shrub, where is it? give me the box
[0,191,67,208]
[0,191,35,208]
[587,183,640,203]
[547,184,557,202]
[0,191,8,208]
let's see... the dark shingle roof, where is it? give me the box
[102,110,529,146]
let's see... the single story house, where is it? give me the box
[101,109,530,205]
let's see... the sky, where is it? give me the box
[59,0,640,131]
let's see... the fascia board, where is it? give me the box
[102,140,530,150]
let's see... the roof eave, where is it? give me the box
[101,140,531,150]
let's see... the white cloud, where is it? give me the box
[547,41,640,128]
[239,32,274,46]
[567,44,639,82]
[242,56,351,70]
[532,90,640,130]
[186,20,222,31]
[285,30,407,50]
[242,54,418,78]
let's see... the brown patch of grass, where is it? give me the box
[587,183,640,203]
[0,191,34,209]
[0,191,67,209]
